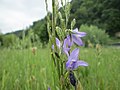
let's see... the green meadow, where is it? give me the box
[0,0,120,90]
[0,47,119,90]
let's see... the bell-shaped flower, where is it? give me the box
[56,38,61,48]
[66,48,88,70]
[52,37,61,49]
[72,28,86,37]
[71,28,86,46]
[63,35,73,56]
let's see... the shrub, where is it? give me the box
[80,25,109,47]
[2,34,18,48]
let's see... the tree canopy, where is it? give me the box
[69,0,120,36]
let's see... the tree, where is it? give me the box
[69,0,120,36]
[2,34,18,48]
[32,18,49,44]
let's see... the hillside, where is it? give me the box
[1,0,120,46]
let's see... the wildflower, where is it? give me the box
[63,35,73,48]
[55,37,61,48]
[52,37,71,56]
[72,28,86,37]
[71,28,86,46]
[48,87,50,90]
[66,48,88,70]
[52,37,61,49]
[51,38,61,58]
[63,35,73,56]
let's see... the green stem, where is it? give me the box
[52,0,56,37]
[57,59,60,79]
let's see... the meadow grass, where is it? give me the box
[0,47,120,90]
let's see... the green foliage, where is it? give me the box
[2,34,18,48]
[0,48,59,90]
[0,29,43,49]
[31,19,49,45]
[0,47,119,90]
[14,29,42,49]
[4,0,119,45]
[104,9,120,36]
[80,25,109,46]
[69,0,120,36]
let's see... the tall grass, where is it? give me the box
[0,47,119,90]
[0,48,59,90]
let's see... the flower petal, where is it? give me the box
[63,35,73,48]
[73,32,86,37]
[68,48,79,61]
[72,28,79,32]
[48,87,50,90]
[63,49,70,57]
[72,34,84,46]
[72,28,86,37]
[66,59,77,70]
[63,38,68,49]
[63,35,74,56]
[73,60,88,69]
[56,38,61,48]
[52,45,54,50]
[66,60,71,70]
[67,35,73,47]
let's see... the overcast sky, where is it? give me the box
[0,0,52,34]
[0,0,71,34]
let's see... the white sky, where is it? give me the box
[0,0,71,34]
[0,0,51,34]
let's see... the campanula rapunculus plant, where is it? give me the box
[45,0,89,89]
[50,29,88,89]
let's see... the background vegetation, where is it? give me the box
[0,47,119,90]
[0,0,120,48]
[80,25,110,47]
[0,0,120,90]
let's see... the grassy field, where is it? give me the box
[0,47,120,90]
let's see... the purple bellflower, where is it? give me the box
[52,37,71,57]
[51,37,70,57]
[56,38,61,48]
[70,28,86,46]
[52,38,61,49]
[63,35,73,56]
[66,48,88,70]
[52,37,70,57]
[48,87,50,90]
